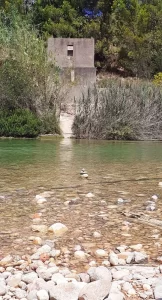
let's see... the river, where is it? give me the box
[0,137,162,269]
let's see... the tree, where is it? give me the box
[111,0,162,77]
[0,7,60,125]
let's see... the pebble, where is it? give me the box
[31,225,48,233]
[113,270,129,280]
[95,249,108,257]
[74,251,87,261]
[130,244,143,251]
[109,252,119,266]
[78,279,111,300]
[154,284,162,299]
[143,283,151,291]
[88,266,112,281]
[0,283,6,296]
[93,231,102,238]
[37,290,49,300]
[127,288,136,295]
[22,272,38,284]
[48,223,68,236]
[85,193,94,198]
[0,255,13,266]
[37,198,47,204]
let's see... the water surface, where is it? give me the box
[1,138,162,268]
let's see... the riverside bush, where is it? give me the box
[40,111,61,135]
[72,79,162,140]
[0,8,61,135]
[0,109,41,138]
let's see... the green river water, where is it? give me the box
[1,137,162,269]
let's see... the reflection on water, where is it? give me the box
[0,138,162,268]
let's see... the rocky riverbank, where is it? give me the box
[0,232,162,300]
[1,185,162,300]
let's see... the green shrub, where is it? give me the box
[153,72,162,85]
[40,111,61,135]
[0,109,41,138]
[73,79,162,140]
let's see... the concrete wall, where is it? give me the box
[48,38,95,69]
[61,67,96,85]
[47,37,96,114]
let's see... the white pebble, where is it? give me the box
[143,284,151,291]
[109,251,119,266]
[37,289,49,300]
[86,192,94,198]
[128,288,136,295]
[89,261,96,267]
[74,251,87,260]
[93,231,102,238]
[95,249,108,257]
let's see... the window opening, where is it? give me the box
[67,45,73,57]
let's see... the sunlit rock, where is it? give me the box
[49,282,86,300]
[151,195,158,201]
[74,251,87,261]
[48,223,68,237]
[143,284,151,291]
[36,196,47,204]
[93,231,102,238]
[0,255,13,266]
[95,249,108,258]
[7,273,22,287]
[109,252,119,266]
[112,270,129,280]
[37,289,49,300]
[88,266,112,281]
[31,225,48,233]
[0,282,6,296]
[33,237,43,245]
[22,272,38,284]
[134,252,148,264]
[130,244,143,251]
[89,261,97,267]
[78,280,111,300]
[85,192,94,198]
[128,288,136,295]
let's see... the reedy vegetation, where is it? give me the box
[73,80,162,140]
[0,6,61,136]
